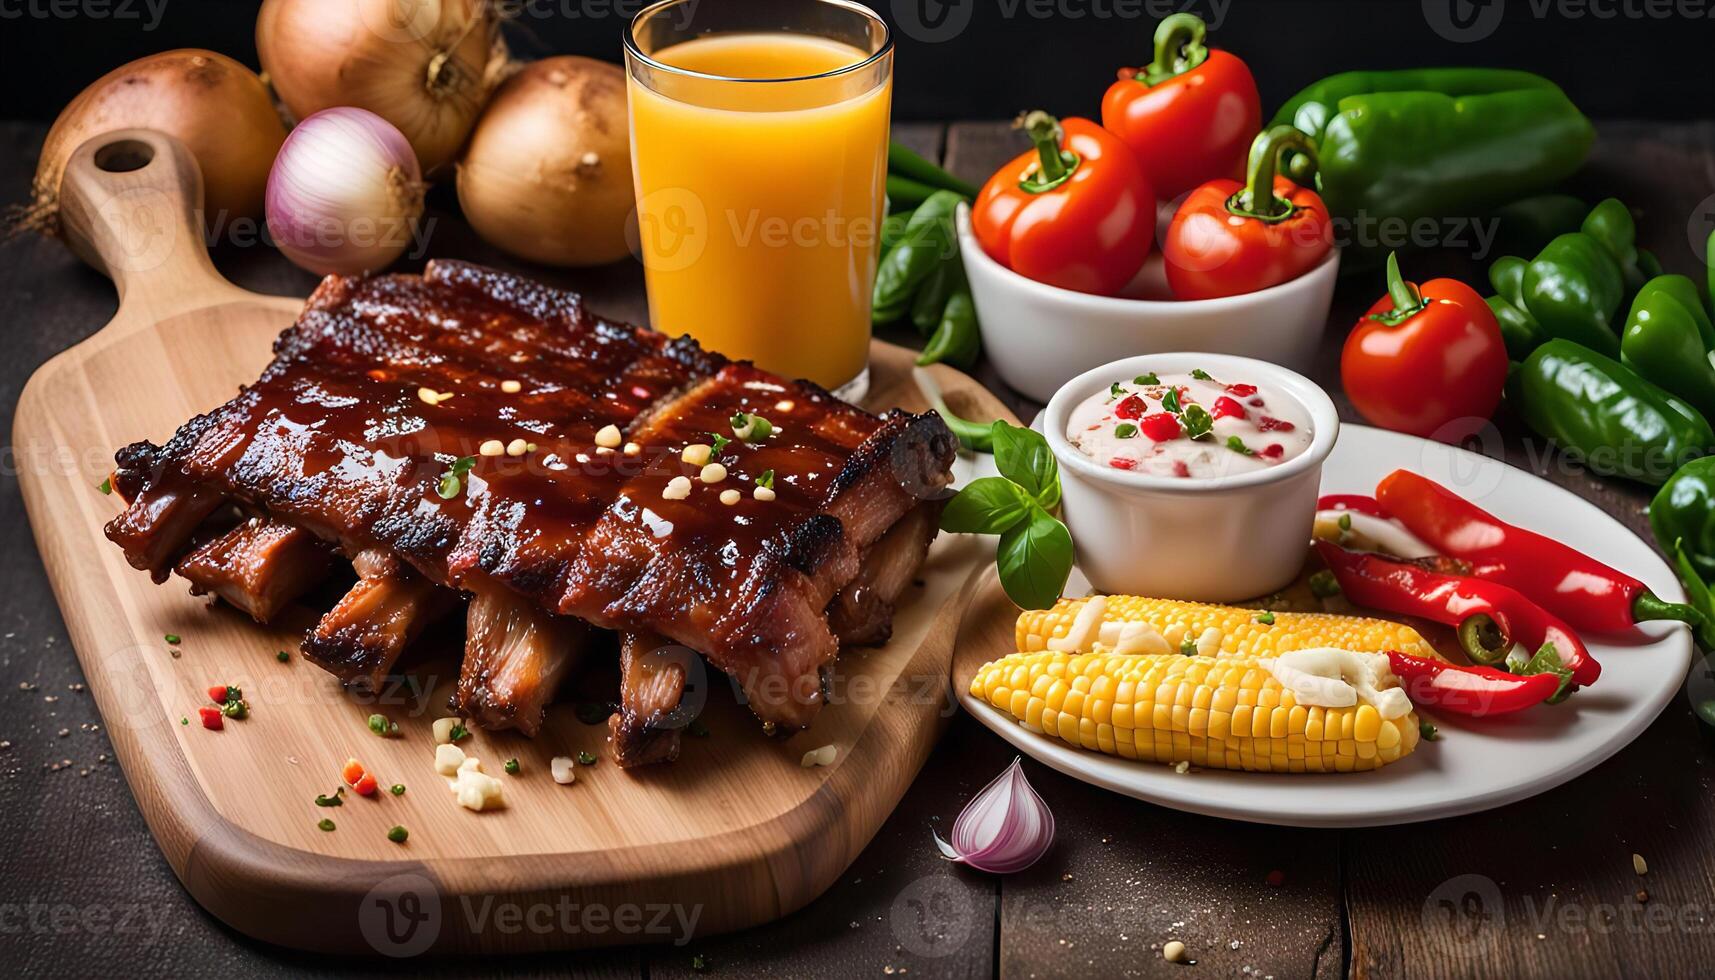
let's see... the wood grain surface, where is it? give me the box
[4,117,1715,977]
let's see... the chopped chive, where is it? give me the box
[1420,721,1440,742]
[276,650,290,663]
[387,825,409,844]
[1190,368,1213,381]
[730,412,773,441]
[1134,373,1160,386]
[180,717,189,725]
[164,634,181,645]
[368,713,398,737]
[576,751,598,766]
[315,788,345,807]
[390,783,406,796]
[707,433,731,456]
[1255,611,1276,626]
[448,723,470,743]
[437,455,477,500]
[1180,637,1197,656]
[692,954,708,973]
[318,818,336,832]
[504,758,520,775]
[1338,513,1353,532]
[758,469,775,490]
[1226,436,1255,456]
[97,477,113,495]
[1113,423,1139,439]
[1308,570,1342,598]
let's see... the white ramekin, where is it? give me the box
[958,204,1341,404]
[1044,353,1340,603]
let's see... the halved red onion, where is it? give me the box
[933,757,1055,874]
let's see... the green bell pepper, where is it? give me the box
[1273,69,1592,240]
[1621,275,1715,422]
[1488,256,1546,360]
[1511,339,1712,486]
[1651,456,1715,581]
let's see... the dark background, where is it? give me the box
[0,0,1708,125]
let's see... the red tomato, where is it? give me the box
[973,113,1155,297]
[1163,174,1332,301]
[1342,256,1509,442]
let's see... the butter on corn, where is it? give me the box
[1019,595,1438,661]
[971,649,1421,773]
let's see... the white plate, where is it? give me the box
[956,422,1695,828]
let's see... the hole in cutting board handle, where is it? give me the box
[94,139,155,174]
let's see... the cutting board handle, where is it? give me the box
[56,128,243,327]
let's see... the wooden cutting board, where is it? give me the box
[13,129,1017,955]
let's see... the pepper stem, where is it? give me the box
[1368,253,1429,327]
[1457,614,1511,665]
[1226,125,1317,224]
[1633,591,1707,628]
[1016,111,1080,194]
[1139,13,1210,86]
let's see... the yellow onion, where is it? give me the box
[457,56,634,267]
[266,107,425,276]
[26,49,285,235]
[256,0,504,174]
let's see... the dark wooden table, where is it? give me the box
[5,118,1715,979]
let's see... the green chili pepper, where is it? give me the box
[1621,275,1715,421]
[918,277,980,370]
[886,174,942,212]
[877,208,914,262]
[1273,69,1592,249]
[1651,457,1715,580]
[1581,198,1661,295]
[872,191,961,324]
[1521,232,1626,358]
[1488,255,1547,360]
[910,262,955,336]
[888,141,979,198]
[1511,339,1712,486]
[1491,194,1589,260]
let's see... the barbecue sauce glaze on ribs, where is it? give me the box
[105,261,956,735]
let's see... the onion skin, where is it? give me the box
[30,49,285,233]
[457,57,634,268]
[257,0,503,174]
[266,107,424,277]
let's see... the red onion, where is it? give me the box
[266,107,425,276]
[933,757,1055,874]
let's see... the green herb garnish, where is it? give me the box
[1190,369,1214,381]
[97,477,113,495]
[758,469,776,490]
[1308,570,1342,598]
[1338,512,1353,532]
[1181,404,1213,441]
[315,788,345,807]
[1161,388,1182,414]
[1134,372,1160,386]
[730,412,773,441]
[1255,611,1276,626]
[577,751,598,766]
[448,723,470,743]
[1227,436,1255,456]
[164,634,181,645]
[276,650,290,663]
[692,954,709,973]
[939,422,1073,610]
[504,758,520,775]
[220,699,248,720]
[387,825,408,843]
[1109,382,1126,400]
[368,713,398,737]
[438,456,477,500]
[1113,423,1138,439]
[1514,642,1576,703]
[180,717,189,725]
[1180,636,1197,656]
[707,432,731,456]
[1420,721,1440,741]
[318,819,336,832]
[390,783,406,796]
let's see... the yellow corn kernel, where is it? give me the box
[1017,596,1437,660]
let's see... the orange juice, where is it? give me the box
[628,32,892,390]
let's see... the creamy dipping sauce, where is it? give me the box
[1067,369,1313,478]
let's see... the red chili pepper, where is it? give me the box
[1163,126,1334,301]
[206,684,231,703]
[198,706,224,731]
[352,772,379,797]
[1099,13,1261,200]
[1211,396,1247,422]
[1227,383,1258,398]
[1376,469,1702,634]
[1341,254,1509,443]
[973,112,1155,297]
[1315,541,1600,687]
[1137,413,1182,442]
[1385,651,1561,717]
[1114,395,1146,419]
[1109,458,1137,471]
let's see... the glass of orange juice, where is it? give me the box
[625,0,893,398]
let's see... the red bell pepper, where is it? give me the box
[1341,255,1509,443]
[972,111,1155,297]
[1376,469,1703,634]
[1162,126,1333,301]
[1385,651,1561,717]
[1317,494,1393,520]
[1314,541,1600,688]
[1100,12,1261,200]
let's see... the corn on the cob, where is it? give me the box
[971,650,1421,773]
[1016,595,1437,660]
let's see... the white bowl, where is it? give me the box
[958,204,1340,404]
[1044,353,1340,603]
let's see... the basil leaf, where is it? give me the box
[1134,373,1159,385]
[1113,423,1138,439]
[1190,369,1213,381]
[1162,388,1182,414]
[1515,642,1575,703]
[996,505,1075,610]
[939,477,1034,535]
[991,421,1060,511]
[1227,436,1255,456]
[1182,404,1213,441]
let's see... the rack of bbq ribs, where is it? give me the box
[103,261,957,768]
